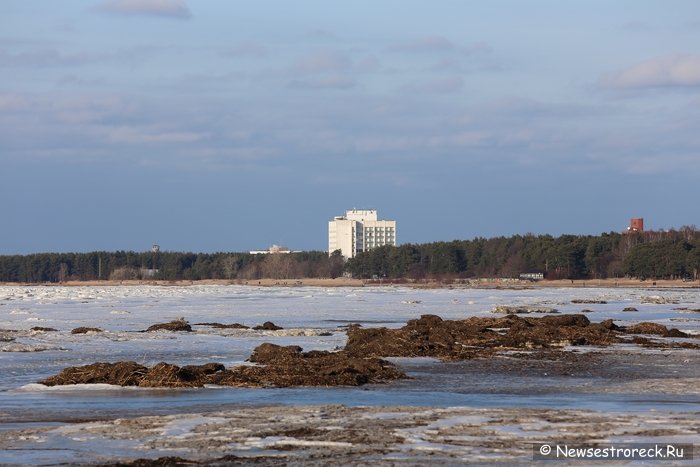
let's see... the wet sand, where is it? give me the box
[3,405,696,466]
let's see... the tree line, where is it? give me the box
[0,250,344,283]
[345,228,700,281]
[1,228,699,283]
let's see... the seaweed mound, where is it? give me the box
[71,327,103,334]
[345,314,697,360]
[40,361,225,388]
[194,322,250,329]
[626,322,689,338]
[39,344,404,388]
[39,314,696,389]
[219,343,403,387]
[491,305,558,314]
[104,456,195,467]
[346,314,623,360]
[145,319,192,332]
[253,321,283,331]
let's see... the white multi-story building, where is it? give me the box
[328,209,396,258]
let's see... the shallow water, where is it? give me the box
[1,285,699,464]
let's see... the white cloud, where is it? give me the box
[304,29,338,41]
[282,50,368,89]
[96,0,191,19]
[56,74,107,87]
[107,126,206,144]
[392,35,456,53]
[602,55,700,89]
[0,46,163,69]
[288,76,357,90]
[0,48,106,67]
[220,42,267,58]
[295,50,352,74]
[0,93,30,112]
[401,76,464,94]
[391,36,491,55]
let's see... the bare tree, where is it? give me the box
[261,254,300,279]
[221,255,239,280]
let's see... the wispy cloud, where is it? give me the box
[0,93,30,112]
[392,35,456,53]
[620,20,654,32]
[219,41,268,58]
[282,50,360,89]
[295,50,352,74]
[96,0,191,19]
[304,29,338,42]
[426,57,501,74]
[0,46,166,69]
[0,48,106,68]
[56,74,107,87]
[601,55,700,89]
[107,126,207,144]
[401,76,465,94]
[288,76,357,90]
[180,71,249,85]
[391,35,491,55]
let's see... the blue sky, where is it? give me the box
[2,0,700,254]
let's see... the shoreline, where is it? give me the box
[1,277,698,289]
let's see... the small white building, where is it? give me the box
[328,209,396,259]
[250,244,294,255]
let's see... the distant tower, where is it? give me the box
[149,244,161,278]
[627,218,644,233]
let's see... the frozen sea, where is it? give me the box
[1,284,699,464]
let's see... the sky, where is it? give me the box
[2,0,700,254]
